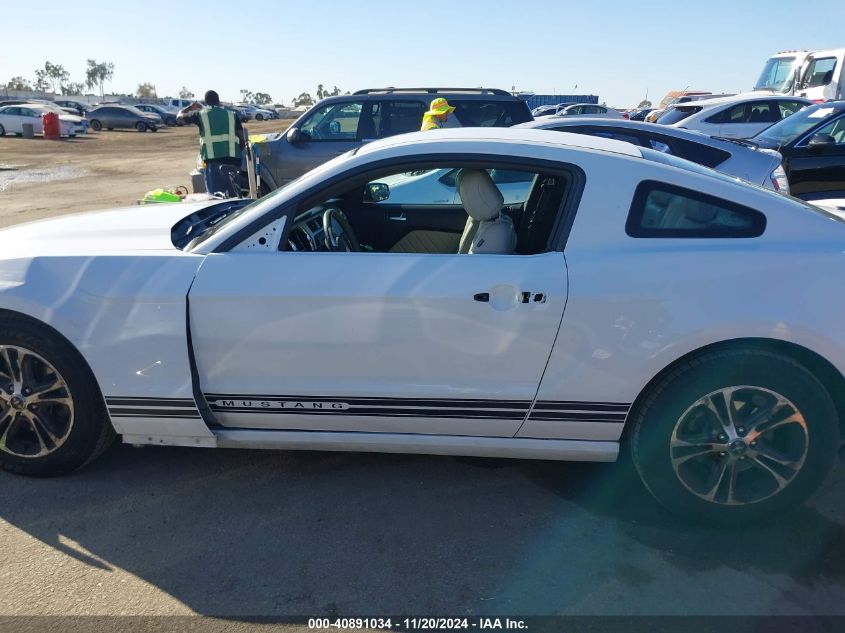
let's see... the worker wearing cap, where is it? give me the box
[421,98,456,131]
[177,90,245,196]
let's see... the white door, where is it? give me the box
[188,251,568,437]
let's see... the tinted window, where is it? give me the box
[3,107,20,115]
[657,106,701,125]
[380,100,426,137]
[299,101,363,141]
[591,130,642,145]
[778,100,807,118]
[627,181,766,238]
[706,103,748,125]
[802,57,837,88]
[811,116,845,145]
[451,100,532,127]
[756,104,843,145]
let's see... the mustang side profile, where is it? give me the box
[0,128,843,523]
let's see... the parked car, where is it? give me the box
[532,104,566,117]
[52,99,90,117]
[515,118,789,193]
[0,104,81,137]
[1,127,843,525]
[87,105,160,132]
[167,98,196,110]
[236,104,277,121]
[255,87,533,191]
[628,108,654,121]
[134,103,178,126]
[751,101,845,199]
[554,103,626,119]
[658,95,813,138]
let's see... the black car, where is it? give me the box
[628,108,654,121]
[134,103,178,126]
[751,101,845,200]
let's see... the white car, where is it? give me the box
[0,104,81,137]
[658,95,813,138]
[236,104,275,121]
[555,103,626,119]
[0,128,842,524]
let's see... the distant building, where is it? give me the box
[516,93,600,110]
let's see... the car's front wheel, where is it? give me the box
[630,348,839,523]
[136,122,148,133]
[89,120,102,131]
[0,318,115,476]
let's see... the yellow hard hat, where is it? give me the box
[425,97,456,116]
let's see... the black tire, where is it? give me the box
[255,114,264,121]
[630,348,839,524]
[107,127,113,131]
[0,123,5,136]
[89,120,102,131]
[166,117,176,126]
[136,122,147,133]
[150,127,158,133]
[0,317,115,476]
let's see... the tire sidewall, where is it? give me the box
[90,120,102,131]
[0,320,112,476]
[632,351,839,523]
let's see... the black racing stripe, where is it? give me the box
[533,401,631,412]
[529,417,625,424]
[529,411,627,421]
[204,395,530,409]
[208,407,526,420]
[109,407,201,417]
[106,398,195,407]
[109,412,202,419]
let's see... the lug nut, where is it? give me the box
[22,388,30,396]
[29,404,38,411]
[718,434,727,442]
[719,452,727,457]
[737,427,746,435]
[750,441,757,447]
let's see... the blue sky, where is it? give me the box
[2,0,842,107]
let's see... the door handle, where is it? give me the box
[473,293,489,302]
[387,211,407,222]
[474,291,545,304]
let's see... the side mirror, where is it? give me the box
[287,127,301,144]
[363,182,390,203]
[808,133,836,149]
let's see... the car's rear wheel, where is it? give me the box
[0,123,5,136]
[255,114,264,121]
[136,122,147,133]
[89,120,102,131]
[0,318,115,476]
[630,348,839,524]
[166,117,176,126]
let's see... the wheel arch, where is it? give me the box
[622,337,845,445]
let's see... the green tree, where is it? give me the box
[136,82,156,98]
[179,86,194,99]
[61,82,86,96]
[85,60,115,98]
[253,92,273,106]
[5,76,32,90]
[34,61,69,94]
[292,92,314,107]
[240,89,254,103]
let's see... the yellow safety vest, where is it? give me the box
[421,114,443,132]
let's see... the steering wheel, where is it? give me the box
[322,208,361,252]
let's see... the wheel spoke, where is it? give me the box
[702,459,730,502]
[748,454,791,490]
[670,439,721,467]
[749,444,801,471]
[0,413,18,452]
[725,460,740,505]
[26,411,59,445]
[0,347,20,388]
[24,413,50,455]
[702,389,737,438]
[32,395,72,408]
[749,412,805,440]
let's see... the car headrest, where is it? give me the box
[457,169,503,222]
[684,199,718,225]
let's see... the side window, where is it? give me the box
[21,108,37,117]
[779,100,807,118]
[803,57,837,88]
[648,139,672,153]
[626,181,766,238]
[299,101,364,141]
[451,100,532,127]
[4,107,20,116]
[380,100,426,137]
[591,130,642,146]
[812,117,845,144]
[707,103,748,125]
[748,101,779,124]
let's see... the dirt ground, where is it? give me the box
[0,119,292,229]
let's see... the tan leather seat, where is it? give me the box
[456,170,516,255]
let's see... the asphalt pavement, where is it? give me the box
[1,443,844,618]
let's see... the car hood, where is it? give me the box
[0,201,221,257]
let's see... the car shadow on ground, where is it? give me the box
[1,443,843,616]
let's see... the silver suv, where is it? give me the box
[515,118,789,193]
[255,88,533,193]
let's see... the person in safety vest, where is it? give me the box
[420,97,456,131]
[177,90,245,196]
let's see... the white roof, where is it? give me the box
[681,93,810,109]
[356,127,642,158]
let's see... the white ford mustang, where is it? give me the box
[1,128,843,523]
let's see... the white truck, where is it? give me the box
[755,49,845,102]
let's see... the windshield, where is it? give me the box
[754,56,799,92]
[754,104,841,146]
[656,106,701,125]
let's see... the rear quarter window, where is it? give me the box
[657,106,701,125]
[626,181,766,238]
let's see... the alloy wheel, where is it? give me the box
[669,386,809,506]
[0,345,74,458]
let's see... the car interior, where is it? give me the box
[283,166,570,256]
